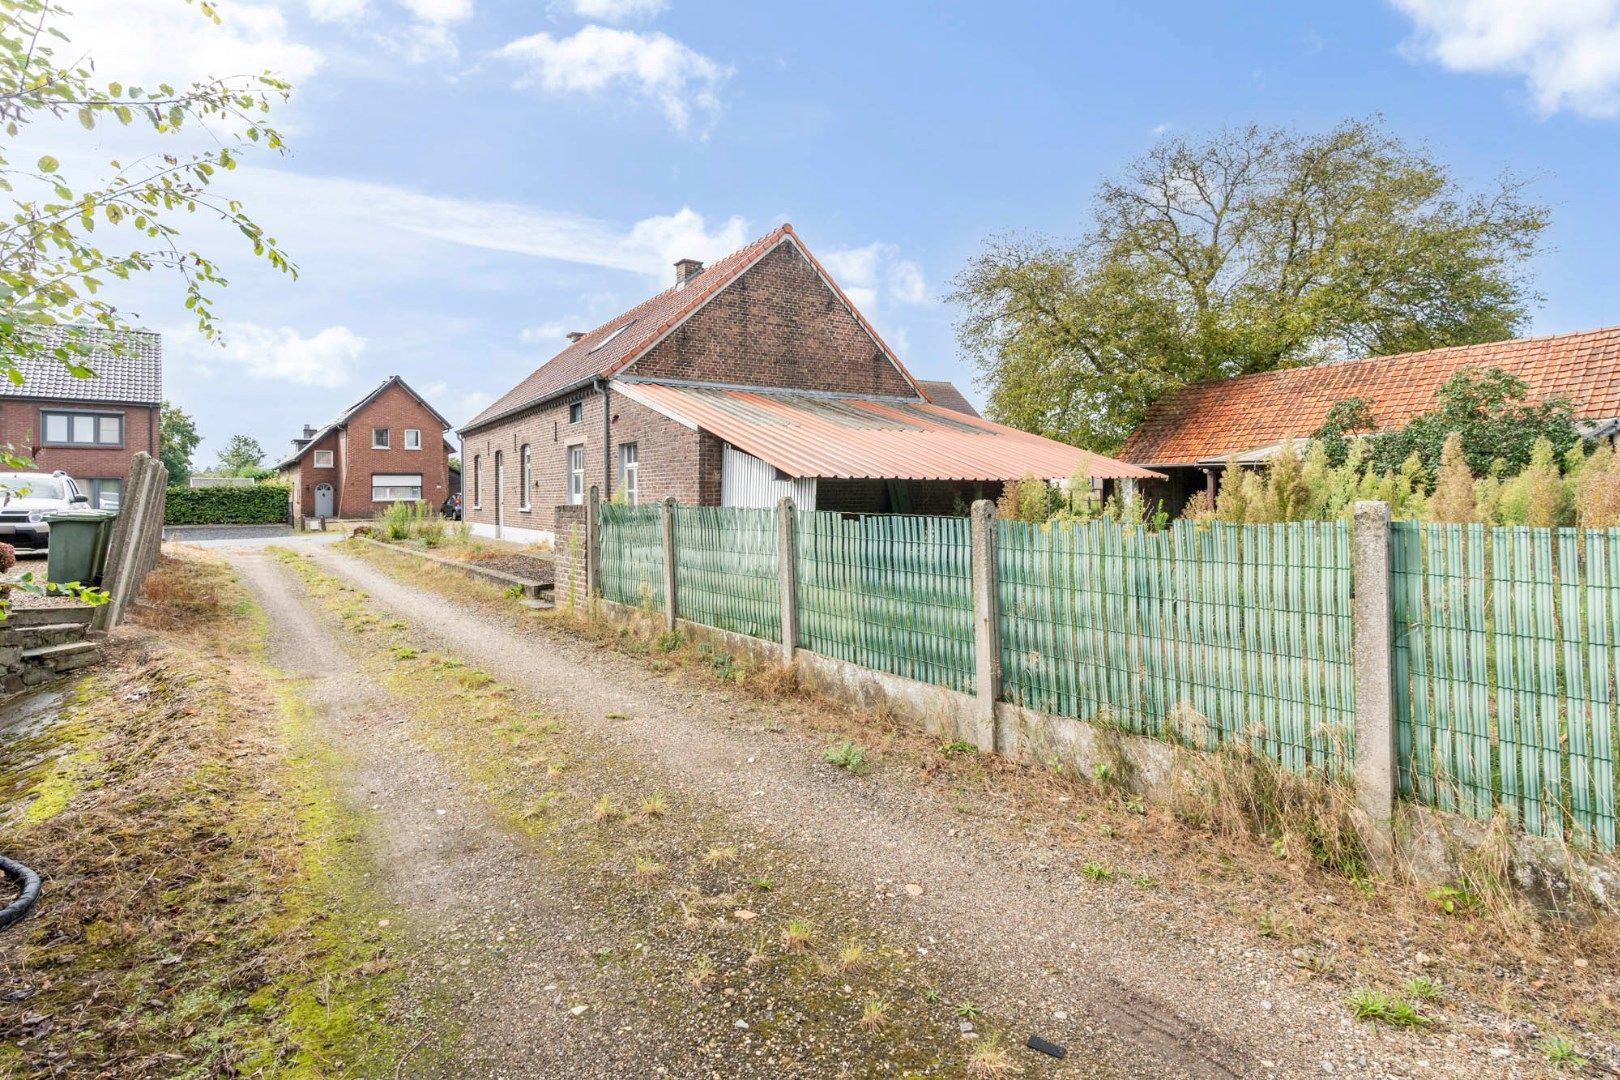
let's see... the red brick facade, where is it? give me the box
[281,380,453,520]
[462,231,925,541]
[0,396,160,504]
[625,244,916,397]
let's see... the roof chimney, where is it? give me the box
[302,424,317,439]
[674,258,704,286]
[566,331,585,342]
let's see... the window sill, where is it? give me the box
[41,442,124,450]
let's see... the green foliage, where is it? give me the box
[0,0,296,378]
[164,483,289,526]
[375,501,445,545]
[1357,366,1579,481]
[1348,989,1429,1028]
[158,401,201,483]
[1537,1036,1588,1068]
[950,118,1547,451]
[822,740,869,774]
[217,434,266,473]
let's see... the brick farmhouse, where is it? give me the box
[460,224,1158,543]
[0,326,162,509]
[1119,324,1620,516]
[276,375,455,520]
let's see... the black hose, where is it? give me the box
[0,855,41,930]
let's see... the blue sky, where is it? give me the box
[69,0,1620,466]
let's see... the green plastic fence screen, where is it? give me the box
[598,502,664,610]
[674,505,781,642]
[795,511,975,693]
[997,518,1356,778]
[1393,522,1618,851]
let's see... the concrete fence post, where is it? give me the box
[1352,499,1397,871]
[660,497,678,632]
[585,486,602,601]
[776,497,798,663]
[969,499,1001,753]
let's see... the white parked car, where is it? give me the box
[0,471,91,551]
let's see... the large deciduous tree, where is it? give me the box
[217,432,264,473]
[158,398,200,480]
[950,118,1549,451]
[0,0,296,378]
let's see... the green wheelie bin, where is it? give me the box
[43,508,118,586]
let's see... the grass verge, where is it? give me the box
[0,552,407,1077]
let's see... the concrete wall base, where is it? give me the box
[582,596,1620,911]
[467,520,555,546]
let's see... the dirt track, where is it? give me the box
[224,538,1548,1078]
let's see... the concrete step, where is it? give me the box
[5,604,94,628]
[21,640,102,674]
[0,622,90,650]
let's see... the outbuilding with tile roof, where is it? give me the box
[1118,324,1620,515]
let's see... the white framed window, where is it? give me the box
[42,409,122,446]
[372,427,390,449]
[404,428,422,450]
[519,444,532,510]
[567,445,585,505]
[472,455,481,509]
[87,477,121,510]
[618,443,639,506]
[313,449,334,468]
[371,472,422,501]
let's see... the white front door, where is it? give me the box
[314,483,334,517]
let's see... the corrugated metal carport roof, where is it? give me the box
[613,381,1163,483]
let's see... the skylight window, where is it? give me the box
[589,320,635,353]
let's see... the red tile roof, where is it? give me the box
[614,381,1163,482]
[1120,325,1620,466]
[462,224,927,432]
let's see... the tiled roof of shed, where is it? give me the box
[0,325,162,405]
[1120,325,1620,466]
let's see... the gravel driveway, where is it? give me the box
[226,542,1562,1078]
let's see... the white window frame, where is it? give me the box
[519,444,532,511]
[371,472,422,502]
[313,449,334,468]
[472,454,481,509]
[404,428,422,450]
[372,427,390,449]
[567,445,585,505]
[87,477,122,510]
[618,443,639,506]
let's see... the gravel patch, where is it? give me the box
[299,544,1558,1079]
[465,553,553,585]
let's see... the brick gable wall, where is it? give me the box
[282,427,343,519]
[624,243,917,397]
[335,382,452,518]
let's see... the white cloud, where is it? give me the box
[229,168,751,281]
[184,323,366,387]
[495,25,730,133]
[519,321,573,344]
[422,381,493,427]
[400,0,473,24]
[308,0,370,22]
[63,0,322,90]
[570,0,668,22]
[818,243,928,311]
[1390,0,1620,116]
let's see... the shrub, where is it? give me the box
[164,484,291,526]
[374,501,446,545]
[0,542,15,573]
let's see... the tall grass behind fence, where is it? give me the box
[1393,522,1619,851]
[795,511,975,692]
[997,519,1356,778]
[674,505,781,641]
[598,502,665,610]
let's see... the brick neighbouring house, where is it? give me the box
[1118,323,1620,517]
[276,375,455,520]
[460,224,1161,543]
[0,325,162,509]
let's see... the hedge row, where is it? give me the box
[165,483,291,525]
